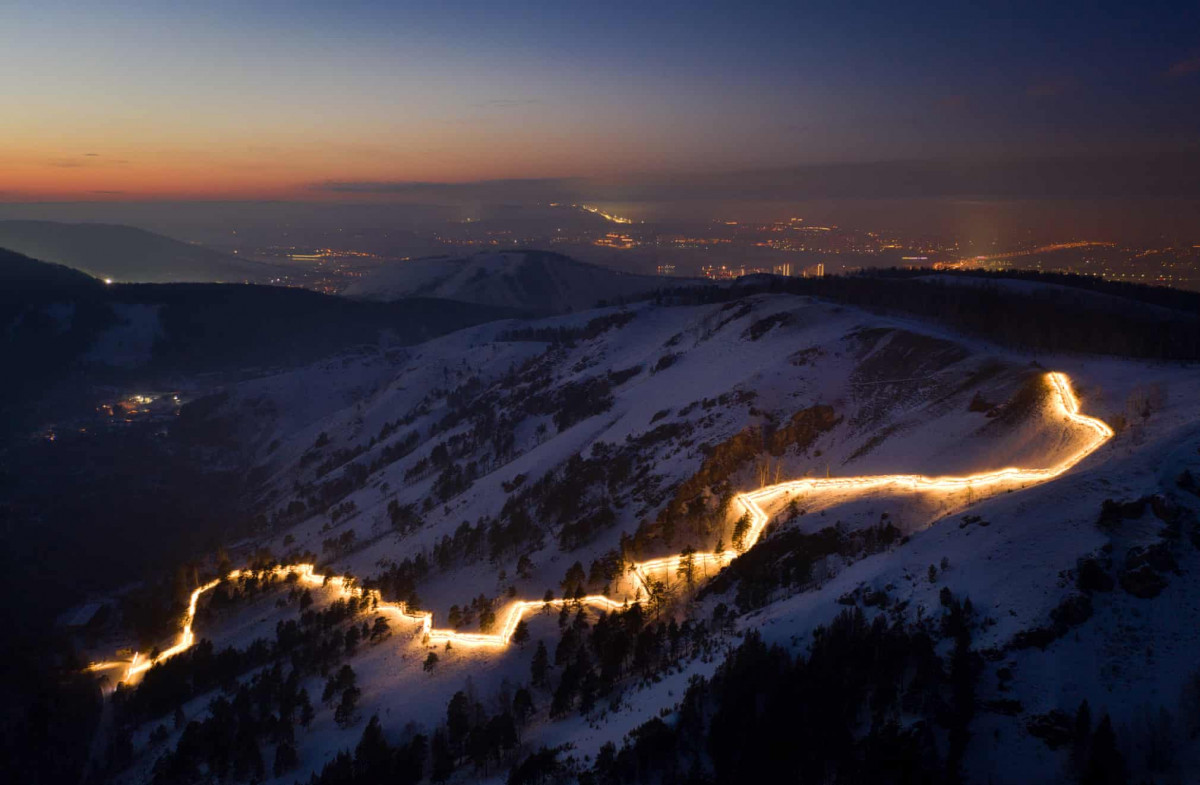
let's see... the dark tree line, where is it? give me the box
[498,311,637,346]
[105,574,391,781]
[653,271,1200,361]
[147,662,317,784]
[531,602,718,721]
[703,520,902,611]
[578,603,981,785]
[306,715,427,785]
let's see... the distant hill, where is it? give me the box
[0,220,275,283]
[0,247,522,438]
[0,245,100,289]
[342,249,670,312]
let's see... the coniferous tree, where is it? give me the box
[513,688,535,725]
[354,715,391,781]
[1072,700,1093,774]
[531,641,549,686]
[431,729,454,783]
[1082,715,1127,785]
[273,740,298,777]
[334,685,361,728]
[447,691,472,752]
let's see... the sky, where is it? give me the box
[3,0,1200,202]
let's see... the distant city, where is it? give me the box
[224,203,1200,294]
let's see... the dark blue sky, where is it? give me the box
[4,0,1199,199]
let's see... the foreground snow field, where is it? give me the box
[104,292,1200,784]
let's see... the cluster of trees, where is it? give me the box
[547,375,616,432]
[322,529,357,556]
[498,311,637,346]
[147,663,316,784]
[363,555,430,611]
[429,513,541,570]
[305,716,427,785]
[508,439,660,554]
[386,499,423,535]
[107,574,395,781]
[532,602,717,720]
[322,664,363,728]
[419,428,666,571]
[312,444,367,480]
[655,271,1200,361]
[0,641,101,785]
[631,403,837,555]
[306,461,369,516]
[704,520,902,611]
[447,594,499,632]
[429,687,529,779]
[1026,700,1132,785]
[430,460,479,503]
[580,603,979,785]
[368,430,421,474]
[307,678,542,785]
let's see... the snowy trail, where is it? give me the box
[92,372,1112,681]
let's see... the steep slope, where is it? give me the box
[342,250,669,312]
[0,220,275,283]
[0,262,519,440]
[92,290,1200,785]
[0,245,101,289]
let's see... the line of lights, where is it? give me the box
[99,372,1110,679]
[578,204,637,225]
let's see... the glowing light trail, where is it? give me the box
[103,372,1110,679]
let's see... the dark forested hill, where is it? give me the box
[0,220,275,283]
[0,247,521,438]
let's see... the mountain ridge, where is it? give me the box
[342,249,674,312]
[0,220,275,283]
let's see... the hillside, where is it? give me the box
[0,245,101,288]
[0,220,276,283]
[0,249,521,440]
[85,284,1200,785]
[342,250,671,312]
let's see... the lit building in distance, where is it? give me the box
[593,232,636,249]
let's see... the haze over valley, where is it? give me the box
[4,3,1200,784]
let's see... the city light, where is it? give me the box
[100,372,1110,678]
[579,204,637,225]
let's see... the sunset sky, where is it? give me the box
[4,0,1200,201]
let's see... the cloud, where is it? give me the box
[47,159,86,168]
[84,152,100,157]
[90,190,124,195]
[310,155,1200,203]
[1167,56,1200,76]
[313,177,584,203]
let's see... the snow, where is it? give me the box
[111,289,1200,784]
[342,250,669,312]
[84,303,163,367]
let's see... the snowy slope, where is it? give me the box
[341,250,670,312]
[110,290,1200,784]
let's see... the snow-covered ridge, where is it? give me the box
[94,371,1111,682]
[342,250,669,312]
[102,293,1200,784]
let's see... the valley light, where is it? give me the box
[106,372,1111,678]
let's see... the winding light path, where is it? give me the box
[93,372,1111,682]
